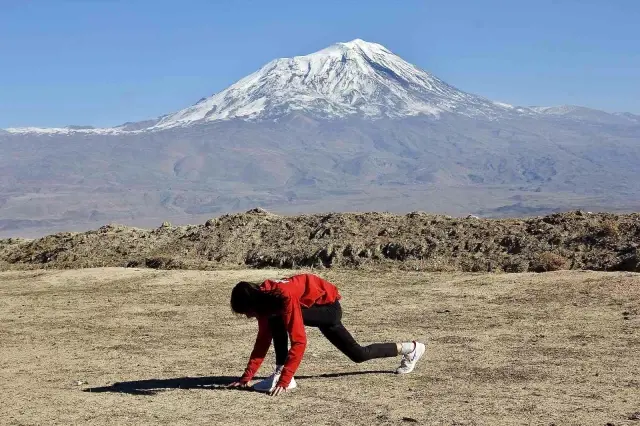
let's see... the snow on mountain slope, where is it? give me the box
[3,127,126,135]
[530,105,638,124]
[153,39,521,128]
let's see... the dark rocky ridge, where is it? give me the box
[1,209,639,273]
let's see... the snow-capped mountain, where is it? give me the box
[153,39,521,128]
[2,38,639,236]
[4,39,634,134]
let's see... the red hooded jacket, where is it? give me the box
[239,274,341,387]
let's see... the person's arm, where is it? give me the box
[239,316,272,383]
[276,300,307,388]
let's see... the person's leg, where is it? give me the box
[264,302,345,368]
[319,322,398,363]
[301,300,343,327]
[267,315,289,366]
[302,301,398,363]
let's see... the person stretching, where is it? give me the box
[227,273,426,396]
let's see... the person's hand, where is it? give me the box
[269,385,287,397]
[227,381,249,388]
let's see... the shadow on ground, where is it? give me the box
[83,370,392,395]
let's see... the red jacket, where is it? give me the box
[240,274,341,387]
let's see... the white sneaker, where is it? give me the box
[252,366,298,393]
[396,341,426,374]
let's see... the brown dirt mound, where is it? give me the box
[1,210,639,273]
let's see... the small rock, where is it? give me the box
[76,380,88,386]
[628,412,640,421]
[160,221,171,228]
[246,207,269,215]
[406,211,426,218]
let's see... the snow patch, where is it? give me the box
[4,127,126,135]
[493,101,515,109]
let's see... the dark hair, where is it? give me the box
[230,281,286,316]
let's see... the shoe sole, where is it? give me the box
[395,342,426,374]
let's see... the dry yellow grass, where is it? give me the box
[1,268,639,425]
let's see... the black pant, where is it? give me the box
[268,301,398,365]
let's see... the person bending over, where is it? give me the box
[227,273,426,396]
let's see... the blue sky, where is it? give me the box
[1,0,638,128]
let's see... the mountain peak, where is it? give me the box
[307,39,396,65]
[153,39,512,129]
[312,38,389,56]
[337,38,390,54]
[342,38,373,46]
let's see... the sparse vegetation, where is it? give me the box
[532,251,568,272]
[599,219,620,238]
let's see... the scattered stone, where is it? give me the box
[406,211,426,218]
[246,207,270,215]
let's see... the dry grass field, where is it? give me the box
[1,268,638,425]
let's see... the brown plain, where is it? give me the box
[1,268,639,425]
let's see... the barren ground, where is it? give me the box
[1,268,639,425]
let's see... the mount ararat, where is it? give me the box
[1,39,639,236]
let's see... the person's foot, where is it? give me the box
[252,366,298,393]
[396,341,426,374]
